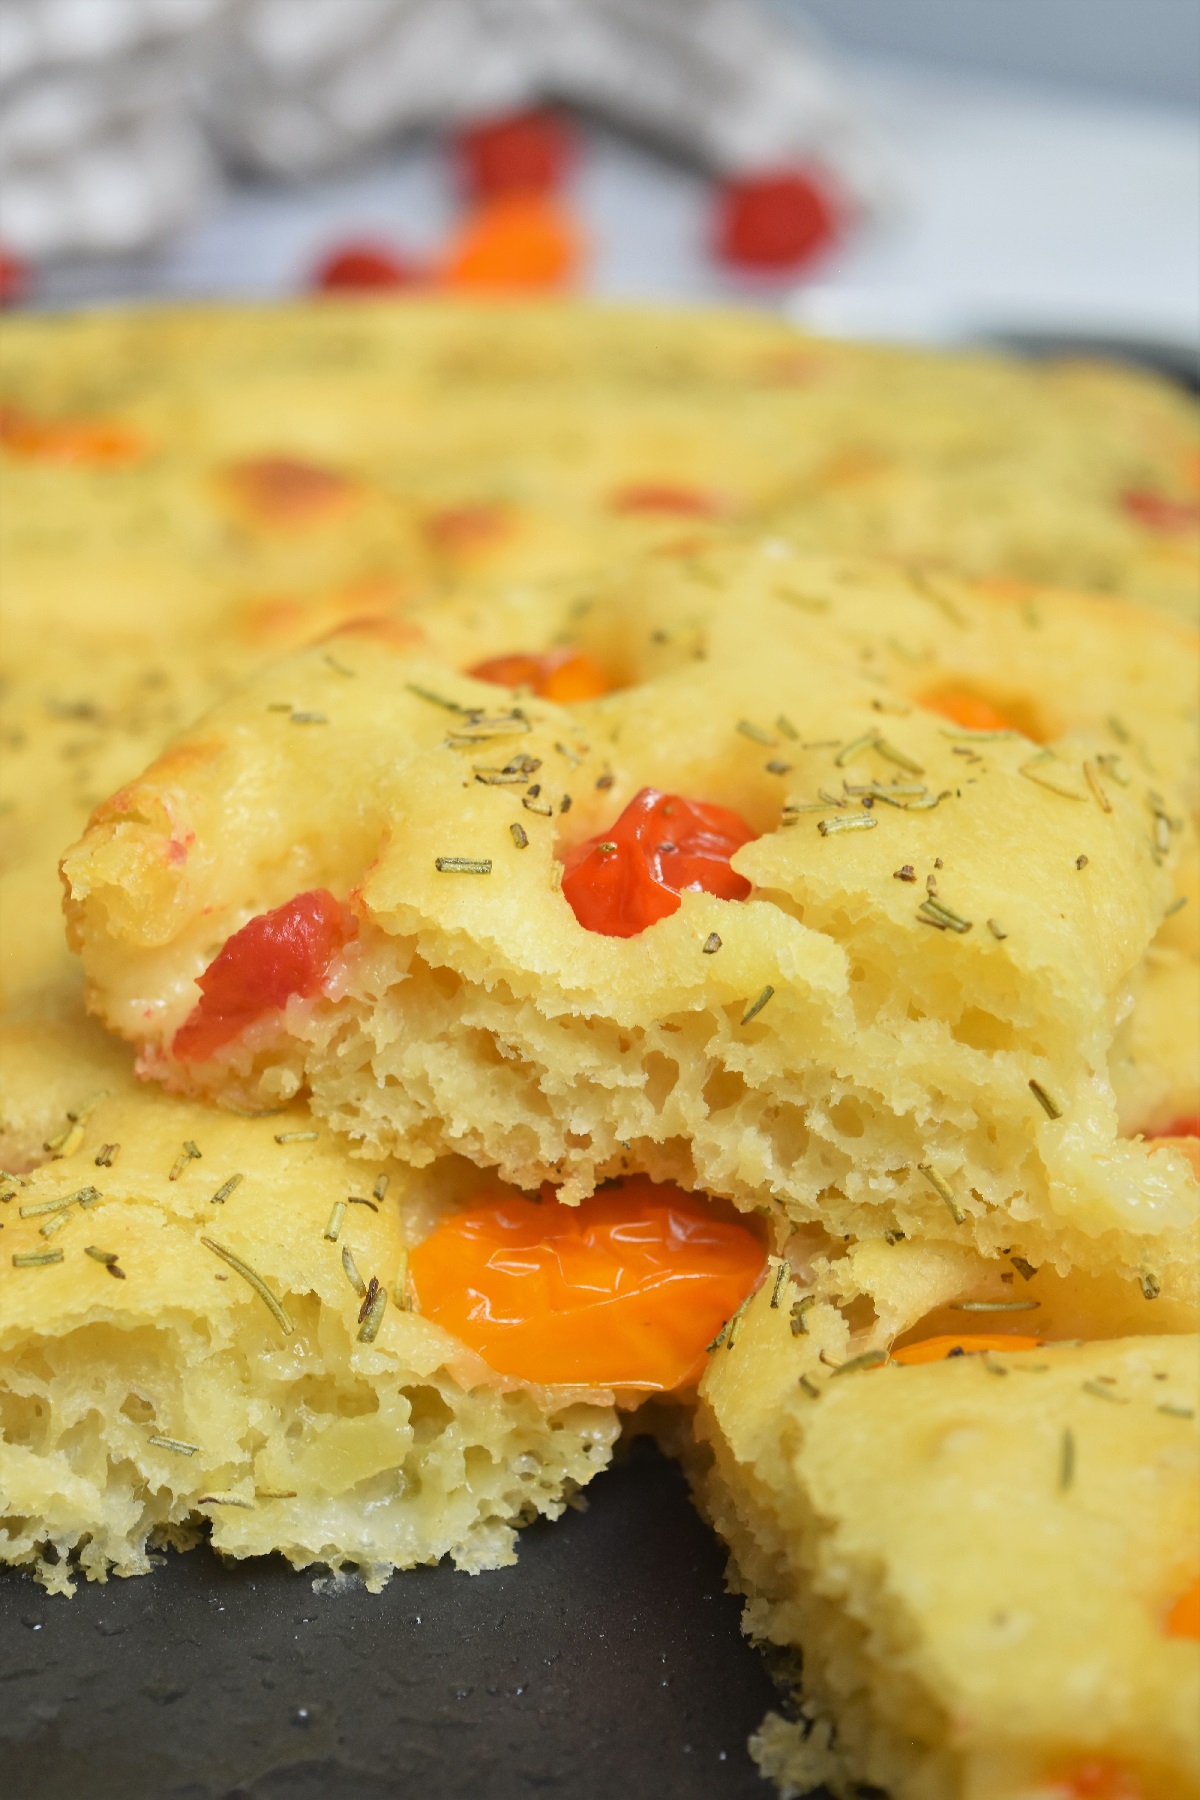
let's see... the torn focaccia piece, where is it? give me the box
[693,1277,1200,1800]
[0,1029,620,1594]
[62,557,1198,1290]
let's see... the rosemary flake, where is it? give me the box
[1081,1380,1128,1404]
[1028,1080,1062,1120]
[702,932,722,955]
[341,1244,366,1296]
[275,1130,319,1144]
[510,821,529,849]
[1057,1427,1075,1493]
[834,731,879,768]
[818,813,877,836]
[776,714,799,739]
[765,759,792,776]
[737,720,777,747]
[196,1494,254,1509]
[986,918,1008,940]
[873,738,924,775]
[1009,1255,1038,1281]
[828,1349,887,1377]
[94,1143,119,1167]
[12,1248,64,1267]
[769,1260,790,1309]
[741,985,775,1026]
[40,1211,73,1239]
[1140,1272,1161,1300]
[149,1434,199,1456]
[357,1282,388,1343]
[1083,761,1113,813]
[917,897,972,934]
[522,796,553,817]
[324,1201,346,1242]
[797,1373,821,1398]
[169,1141,202,1181]
[435,856,493,874]
[790,1295,816,1337]
[917,1163,966,1225]
[200,1236,293,1336]
[1020,755,1087,801]
[1158,1402,1194,1419]
[210,1174,243,1204]
[407,683,469,714]
[373,1175,389,1203]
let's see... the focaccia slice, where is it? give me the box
[62,554,1199,1291]
[694,1281,1200,1800]
[0,1029,618,1595]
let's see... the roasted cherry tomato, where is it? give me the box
[714,168,839,273]
[1158,1114,1200,1138]
[441,194,582,290]
[223,455,355,525]
[1165,1574,1200,1640]
[469,648,608,702]
[609,483,726,518]
[455,108,576,199]
[919,689,1019,735]
[0,406,144,465]
[409,1177,766,1388]
[173,889,354,1063]
[889,1333,1042,1366]
[1047,1756,1148,1800]
[0,247,29,307]
[561,788,755,938]
[312,240,426,291]
[1120,488,1200,534]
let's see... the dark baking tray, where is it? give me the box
[0,1434,805,1800]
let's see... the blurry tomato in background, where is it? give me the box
[441,193,583,290]
[456,108,577,199]
[312,240,427,292]
[0,247,29,306]
[714,168,841,273]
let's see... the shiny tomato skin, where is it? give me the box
[456,108,576,199]
[173,889,354,1063]
[562,788,755,938]
[409,1177,766,1388]
[714,168,840,272]
[469,647,609,702]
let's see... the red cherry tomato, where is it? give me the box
[469,648,609,702]
[714,168,840,273]
[311,241,426,292]
[562,788,755,938]
[1120,488,1200,534]
[1159,1114,1200,1138]
[0,247,29,307]
[173,889,355,1063]
[455,108,576,200]
[609,483,727,518]
[409,1177,766,1389]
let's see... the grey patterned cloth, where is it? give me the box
[0,0,882,260]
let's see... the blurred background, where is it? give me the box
[1,0,1197,366]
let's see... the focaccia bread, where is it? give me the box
[693,1278,1200,1800]
[0,1033,619,1595]
[62,552,1198,1289]
[2,301,1196,644]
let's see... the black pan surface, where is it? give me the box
[0,1435,808,1800]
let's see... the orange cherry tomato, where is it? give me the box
[223,455,356,526]
[1164,1574,1200,1640]
[0,405,144,465]
[1121,488,1200,534]
[1159,1114,1200,1138]
[312,240,426,291]
[714,168,840,273]
[609,483,727,518]
[561,788,756,938]
[173,889,355,1064]
[455,108,576,200]
[1044,1758,1145,1800]
[469,648,609,703]
[441,194,582,290]
[889,1333,1042,1366]
[423,503,511,554]
[919,688,1018,734]
[409,1177,766,1388]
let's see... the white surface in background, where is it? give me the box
[33,60,1200,352]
